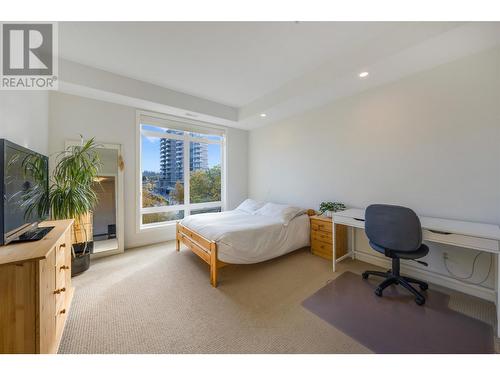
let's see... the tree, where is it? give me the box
[169,180,184,204]
[142,211,180,224]
[142,189,168,208]
[190,165,221,203]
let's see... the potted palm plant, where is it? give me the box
[49,138,101,275]
[22,137,101,275]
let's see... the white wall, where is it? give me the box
[0,91,49,155]
[49,92,248,249]
[249,47,500,291]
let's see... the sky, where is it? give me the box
[141,135,221,173]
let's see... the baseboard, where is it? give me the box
[353,251,495,302]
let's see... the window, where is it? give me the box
[138,112,225,229]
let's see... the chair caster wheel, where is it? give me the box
[419,284,428,291]
[415,297,425,305]
[362,272,369,280]
[374,287,383,297]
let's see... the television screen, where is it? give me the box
[2,140,49,242]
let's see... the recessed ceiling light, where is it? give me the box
[359,71,369,78]
[260,113,267,118]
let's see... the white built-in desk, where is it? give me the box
[332,208,500,337]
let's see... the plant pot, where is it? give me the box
[72,253,90,276]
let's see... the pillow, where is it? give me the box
[254,202,306,225]
[235,198,265,214]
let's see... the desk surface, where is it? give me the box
[334,208,500,241]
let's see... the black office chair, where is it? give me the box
[362,204,429,305]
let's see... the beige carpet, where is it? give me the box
[58,242,498,353]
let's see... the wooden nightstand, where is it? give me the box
[310,215,348,260]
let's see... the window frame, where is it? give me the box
[136,110,226,231]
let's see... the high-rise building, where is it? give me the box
[189,142,208,171]
[159,137,208,193]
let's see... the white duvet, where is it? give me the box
[179,210,310,264]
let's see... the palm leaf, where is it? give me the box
[23,136,102,255]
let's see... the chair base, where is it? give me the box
[362,269,428,305]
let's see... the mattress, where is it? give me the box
[179,210,310,264]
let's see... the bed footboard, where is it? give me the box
[176,222,226,287]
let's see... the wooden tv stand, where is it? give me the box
[0,219,74,354]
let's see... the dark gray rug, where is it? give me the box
[302,271,494,353]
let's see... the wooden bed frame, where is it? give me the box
[176,209,316,287]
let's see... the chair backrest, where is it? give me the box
[365,204,422,252]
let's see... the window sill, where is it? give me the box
[139,220,179,232]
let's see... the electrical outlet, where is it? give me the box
[443,252,449,260]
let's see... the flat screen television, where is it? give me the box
[0,139,50,245]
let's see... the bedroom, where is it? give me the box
[1,1,500,373]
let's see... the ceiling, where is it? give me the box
[58,22,500,129]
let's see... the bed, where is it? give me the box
[176,200,315,287]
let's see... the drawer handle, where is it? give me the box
[59,243,66,249]
[54,287,66,294]
[428,230,452,235]
[59,309,66,315]
[60,265,70,270]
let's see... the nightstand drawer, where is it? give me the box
[310,220,332,233]
[309,215,348,260]
[311,231,332,244]
[311,239,332,258]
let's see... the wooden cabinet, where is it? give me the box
[0,220,74,354]
[310,215,347,260]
